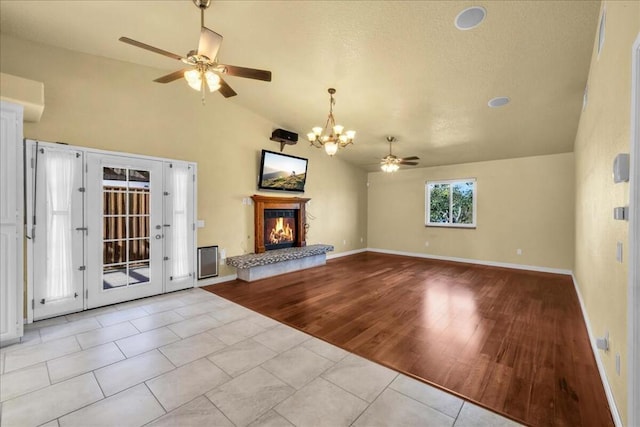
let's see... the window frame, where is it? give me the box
[425,178,477,228]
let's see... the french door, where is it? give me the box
[31,145,85,320]
[86,154,164,308]
[27,140,197,319]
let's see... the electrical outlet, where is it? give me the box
[516,249,522,255]
[197,220,205,228]
[425,241,429,247]
[219,248,226,260]
[360,237,364,243]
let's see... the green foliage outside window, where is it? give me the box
[426,179,476,227]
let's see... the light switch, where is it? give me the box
[197,220,205,228]
[616,242,623,263]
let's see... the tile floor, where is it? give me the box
[0,288,523,427]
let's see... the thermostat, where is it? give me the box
[613,153,629,183]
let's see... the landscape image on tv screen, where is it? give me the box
[259,150,308,192]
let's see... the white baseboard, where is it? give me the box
[326,248,367,260]
[366,247,572,275]
[196,274,237,287]
[571,273,623,427]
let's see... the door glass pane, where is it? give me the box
[102,166,152,290]
[103,264,128,289]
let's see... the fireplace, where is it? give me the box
[251,195,310,253]
[264,209,297,251]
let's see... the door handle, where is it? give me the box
[155,234,163,239]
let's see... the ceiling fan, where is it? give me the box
[380,136,419,172]
[119,0,271,103]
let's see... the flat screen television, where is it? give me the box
[258,149,308,192]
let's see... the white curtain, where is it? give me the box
[171,165,190,279]
[45,150,76,300]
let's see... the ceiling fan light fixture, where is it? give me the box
[184,69,203,91]
[308,88,356,156]
[204,70,221,92]
[381,162,400,173]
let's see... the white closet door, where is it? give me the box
[86,153,164,308]
[0,101,23,342]
[164,162,196,292]
[31,145,85,320]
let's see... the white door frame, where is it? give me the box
[628,32,640,427]
[85,153,164,308]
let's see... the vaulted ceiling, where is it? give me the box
[0,1,600,171]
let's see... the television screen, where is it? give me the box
[258,150,308,192]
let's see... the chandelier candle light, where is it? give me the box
[307,88,356,156]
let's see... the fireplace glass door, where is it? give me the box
[264,209,297,250]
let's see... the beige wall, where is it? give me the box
[367,153,575,270]
[574,2,640,424]
[0,35,368,278]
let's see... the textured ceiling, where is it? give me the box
[0,1,600,171]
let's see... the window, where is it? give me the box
[426,178,476,228]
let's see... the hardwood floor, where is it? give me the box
[204,252,613,427]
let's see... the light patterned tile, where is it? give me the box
[24,316,68,331]
[39,318,101,343]
[94,350,175,396]
[0,363,50,402]
[0,329,42,357]
[274,377,367,427]
[146,396,233,427]
[159,332,226,366]
[58,383,165,427]
[174,301,221,318]
[147,358,230,412]
[65,306,117,323]
[247,410,294,427]
[206,367,295,427]
[75,322,139,349]
[389,374,464,418]
[208,319,267,346]
[115,327,180,358]
[131,311,184,332]
[4,336,80,373]
[210,305,254,324]
[244,313,280,330]
[167,314,221,338]
[353,388,455,427]
[454,402,524,427]
[262,346,334,389]
[96,307,149,327]
[141,298,187,315]
[301,338,349,362]
[0,373,103,427]
[252,325,311,353]
[207,339,277,377]
[47,342,125,383]
[322,354,397,402]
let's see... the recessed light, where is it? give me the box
[488,97,510,108]
[455,6,486,31]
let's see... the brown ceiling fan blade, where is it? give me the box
[220,64,272,82]
[154,68,190,84]
[197,27,223,61]
[401,156,420,161]
[119,37,184,61]
[399,161,419,166]
[218,77,238,98]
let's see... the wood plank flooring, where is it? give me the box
[204,252,613,427]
